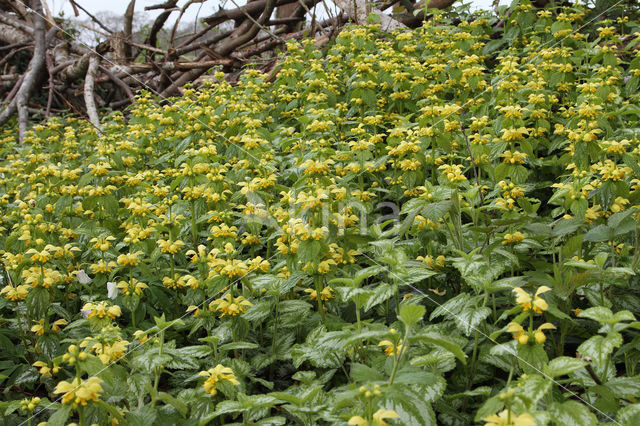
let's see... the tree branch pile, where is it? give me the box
[0,0,458,140]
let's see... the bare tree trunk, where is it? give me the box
[84,54,101,130]
[124,0,136,59]
[0,0,46,140]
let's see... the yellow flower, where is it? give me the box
[0,284,29,301]
[19,396,41,412]
[52,318,68,332]
[199,364,239,396]
[348,409,400,426]
[378,340,402,356]
[209,294,252,317]
[483,409,535,426]
[54,376,103,407]
[318,259,337,274]
[82,301,122,319]
[116,251,143,266]
[89,236,115,251]
[533,323,556,344]
[512,286,550,314]
[157,239,185,254]
[117,278,148,296]
[502,232,525,245]
[373,409,400,426]
[31,319,45,336]
[304,286,334,301]
[506,322,529,345]
[33,360,59,377]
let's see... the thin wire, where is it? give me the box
[13,0,628,423]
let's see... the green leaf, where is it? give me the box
[26,286,49,318]
[577,332,623,367]
[381,385,437,425]
[157,392,188,417]
[94,400,128,424]
[548,401,597,426]
[584,225,611,242]
[363,283,394,311]
[454,306,491,336]
[546,357,587,377]
[617,404,640,425]
[474,395,503,422]
[578,306,613,324]
[126,406,158,426]
[517,343,548,375]
[218,342,259,352]
[350,362,385,382]
[513,374,552,409]
[411,332,467,365]
[605,376,640,399]
[430,293,472,321]
[399,304,426,326]
[46,405,72,426]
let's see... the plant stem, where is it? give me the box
[389,325,411,385]
[314,275,325,323]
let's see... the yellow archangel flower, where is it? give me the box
[348,409,400,426]
[199,364,239,396]
[209,294,252,317]
[512,286,551,314]
[483,409,535,426]
[54,376,103,407]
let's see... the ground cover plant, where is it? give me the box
[2,1,640,424]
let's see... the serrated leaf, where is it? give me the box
[219,342,259,351]
[350,363,385,382]
[363,283,394,311]
[430,293,472,321]
[411,332,467,364]
[547,357,587,377]
[399,304,426,326]
[46,405,72,426]
[548,401,597,426]
[454,306,491,336]
[578,306,613,324]
[381,386,438,425]
[577,332,623,367]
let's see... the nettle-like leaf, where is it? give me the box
[410,331,467,364]
[290,327,348,368]
[548,401,598,426]
[454,306,491,337]
[546,357,587,378]
[381,384,439,425]
[577,332,623,367]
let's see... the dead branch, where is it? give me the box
[99,65,134,103]
[0,0,426,130]
[144,0,179,49]
[69,0,113,34]
[203,0,298,26]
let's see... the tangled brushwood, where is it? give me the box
[0,0,461,142]
[2,0,640,425]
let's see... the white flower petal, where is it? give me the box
[107,281,118,300]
